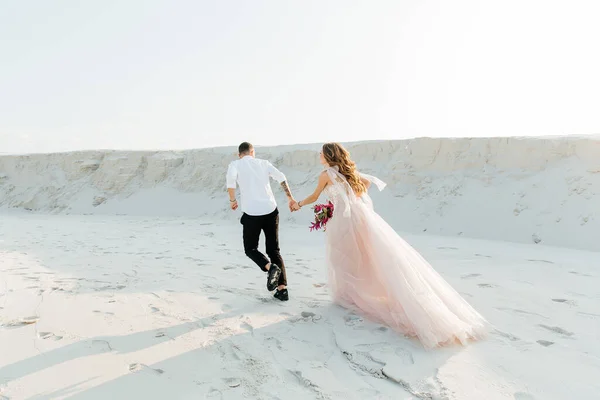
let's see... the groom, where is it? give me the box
[226,142,296,301]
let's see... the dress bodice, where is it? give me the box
[323,182,350,207]
[322,167,385,217]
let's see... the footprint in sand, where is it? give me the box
[474,254,492,258]
[88,340,113,353]
[129,363,164,375]
[538,325,574,337]
[551,298,577,306]
[493,329,520,342]
[536,340,554,347]
[437,246,458,250]
[478,283,497,288]
[38,332,63,341]
[461,273,481,279]
[240,322,254,336]
[290,311,322,323]
[527,259,554,264]
[2,316,39,329]
[305,300,322,309]
[569,271,593,277]
[267,336,283,350]
[223,378,241,388]
[344,314,363,326]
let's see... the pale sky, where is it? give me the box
[1,0,599,154]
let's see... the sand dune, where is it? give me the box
[2,136,600,250]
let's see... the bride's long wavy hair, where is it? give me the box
[322,142,366,195]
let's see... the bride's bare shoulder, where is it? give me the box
[319,170,333,185]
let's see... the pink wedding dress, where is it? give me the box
[323,167,488,348]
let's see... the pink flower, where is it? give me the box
[309,201,335,232]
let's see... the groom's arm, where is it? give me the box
[266,161,296,204]
[227,188,237,202]
[226,163,238,210]
[280,181,298,211]
[280,180,293,200]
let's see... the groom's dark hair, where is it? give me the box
[238,142,253,155]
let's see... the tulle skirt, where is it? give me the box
[325,201,489,349]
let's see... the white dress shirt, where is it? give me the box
[226,156,287,216]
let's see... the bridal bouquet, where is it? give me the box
[309,201,334,232]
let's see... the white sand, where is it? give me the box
[1,137,600,399]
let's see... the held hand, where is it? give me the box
[293,201,301,211]
[230,200,238,211]
[288,199,299,212]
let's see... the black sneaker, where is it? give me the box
[274,288,289,301]
[266,264,282,291]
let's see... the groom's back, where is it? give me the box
[227,156,286,216]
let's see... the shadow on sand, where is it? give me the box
[2,302,460,400]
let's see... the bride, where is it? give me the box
[292,142,489,348]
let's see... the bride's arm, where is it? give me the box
[297,172,329,208]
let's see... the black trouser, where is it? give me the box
[241,208,287,287]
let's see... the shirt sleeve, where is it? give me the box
[226,162,238,189]
[266,161,286,183]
